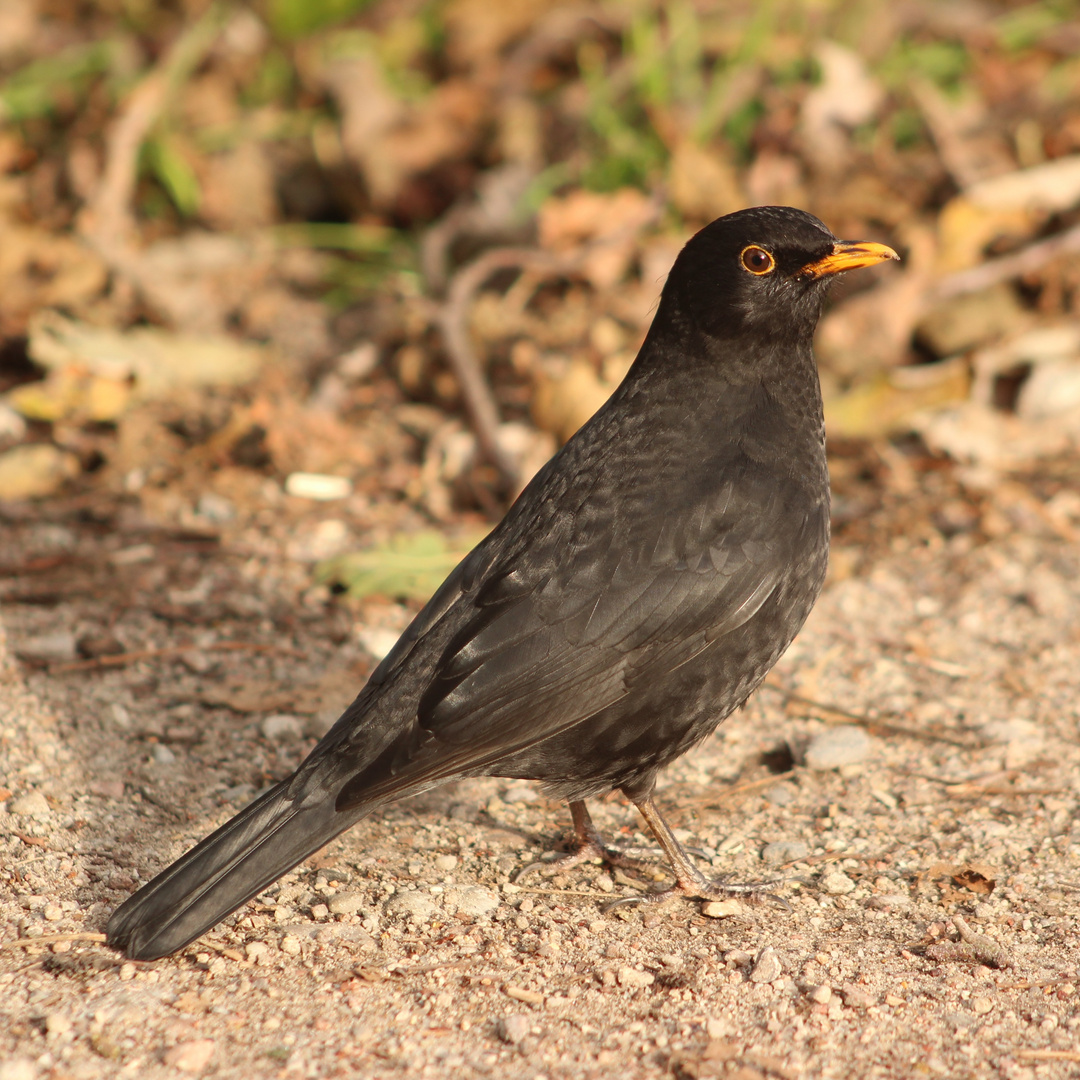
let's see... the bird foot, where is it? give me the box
[514,838,663,884]
[604,867,790,912]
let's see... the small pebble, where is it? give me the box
[164,1038,216,1072]
[280,935,301,956]
[245,941,269,963]
[355,627,401,663]
[764,784,795,806]
[979,717,1042,747]
[821,871,857,895]
[43,904,63,922]
[497,1013,531,1044]
[804,725,872,770]
[701,899,743,918]
[595,873,614,893]
[336,341,379,381]
[723,950,753,967]
[761,839,808,866]
[502,784,539,804]
[972,997,994,1015]
[328,891,365,916]
[152,744,176,765]
[749,946,782,984]
[196,492,235,523]
[840,983,877,1009]
[805,984,832,1004]
[284,472,352,501]
[445,885,499,918]
[385,890,438,921]
[0,400,27,442]
[434,854,459,871]
[7,791,51,818]
[0,1059,36,1080]
[261,714,304,742]
[44,1013,73,1037]
[980,718,1044,768]
[90,779,126,800]
[617,966,655,988]
[310,903,329,921]
[17,630,78,663]
[866,893,910,910]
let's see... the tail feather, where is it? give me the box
[106,780,373,961]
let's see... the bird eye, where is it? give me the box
[740,245,775,275]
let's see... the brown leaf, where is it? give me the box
[953,864,996,895]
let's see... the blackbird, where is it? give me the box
[108,206,898,960]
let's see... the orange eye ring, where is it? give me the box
[740,245,775,275]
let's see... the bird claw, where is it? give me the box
[602,874,792,914]
[514,841,662,884]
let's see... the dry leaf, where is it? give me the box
[0,444,80,499]
[668,141,744,221]
[800,42,883,169]
[823,359,970,439]
[27,311,267,399]
[532,358,616,442]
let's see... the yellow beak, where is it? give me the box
[798,240,900,279]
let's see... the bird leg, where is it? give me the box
[605,794,787,909]
[514,800,665,883]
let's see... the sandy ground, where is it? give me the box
[2,503,1080,1080]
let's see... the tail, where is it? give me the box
[106,778,374,960]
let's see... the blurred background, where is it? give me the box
[2,0,1080,615]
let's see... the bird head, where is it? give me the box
[660,205,899,344]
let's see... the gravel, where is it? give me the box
[3,493,1080,1079]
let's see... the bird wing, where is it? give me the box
[407,468,802,765]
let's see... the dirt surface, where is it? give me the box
[4,2,1080,1076]
[2,483,1080,1080]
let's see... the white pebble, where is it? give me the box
[502,784,539,804]
[701,899,742,918]
[617,966,655,988]
[163,1039,216,1072]
[497,1013,531,1044]
[152,744,176,764]
[445,885,499,918]
[328,891,365,916]
[749,946,783,983]
[434,854,459,872]
[7,791,51,818]
[805,725,872,769]
[260,714,304,742]
[0,1059,36,1080]
[44,1013,73,1037]
[245,941,269,962]
[284,472,352,501]
[355,626,402,662]
[821,871,857,895]
[761,839,808,866]
[0,400,27,442]
[385,890,437,921]
[17,630,77,663]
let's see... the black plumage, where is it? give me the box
[107,206,898,960]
